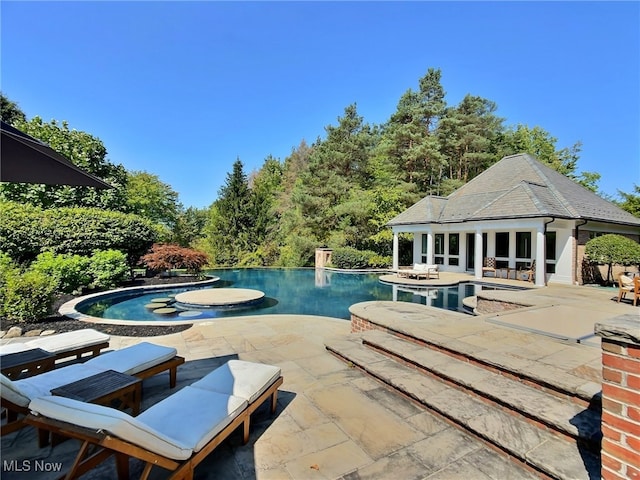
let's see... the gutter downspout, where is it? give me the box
[543,218,555,286]
[575,219,588,285]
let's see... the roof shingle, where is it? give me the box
[388,153,640,227]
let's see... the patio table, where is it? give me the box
[1,348,56,379]
[51,369,142,415]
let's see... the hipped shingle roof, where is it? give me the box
[388,153,640,227]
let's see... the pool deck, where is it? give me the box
[2,273,638,479]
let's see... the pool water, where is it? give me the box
[77,268,522,322]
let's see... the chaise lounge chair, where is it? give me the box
[397,263,439,280]
[0,328,110,371]
[26,360,283,480]
[1,342,184,439]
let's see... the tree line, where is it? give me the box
[2,67,639,271]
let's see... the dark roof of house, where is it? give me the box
[388,153,640,227]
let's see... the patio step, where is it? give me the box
[326,333,601,480]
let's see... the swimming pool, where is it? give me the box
[76,268,522,322]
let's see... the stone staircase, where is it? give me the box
[326,329,602,480]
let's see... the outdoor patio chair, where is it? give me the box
[482,257,497,277]
[0,328,110,363]
[25,360,283,480]
[616,274,635,303]
[518,260,536,283]
[1,342,183,440]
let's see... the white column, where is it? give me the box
[474,230,483,279]
[535,227,545,286]
[427,231,434,264]
[392,232,399,270]
[413,234,422,264]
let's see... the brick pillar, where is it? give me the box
[595,315,640,480]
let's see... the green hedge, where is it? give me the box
[0,201,157,268]
[330,247,391,269]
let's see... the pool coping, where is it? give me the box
[59,276,221,326]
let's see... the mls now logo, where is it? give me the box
[3,460,63,472]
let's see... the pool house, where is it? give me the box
[388,153,640,286]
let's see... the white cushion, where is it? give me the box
[620,275,633,287]
[25,329,110,354]
[0,343,33,355]
[85,342,177,375]
[413,263,427,271]
[425,264,438,271]
[190,360,281,403]
[29,395,193,461]
[138,386,247,453]
[1,374,31,407]
[14,363,106,400]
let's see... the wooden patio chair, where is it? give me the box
[0,328,110,364]
[616,274,634,303]
[518,260,536,283]
[2,342,184,440]
[26,360,283,480]
[482,257,496,277]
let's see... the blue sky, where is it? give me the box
[2,1,638,209]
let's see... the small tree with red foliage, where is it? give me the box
[140,244,209,276]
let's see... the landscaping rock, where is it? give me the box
[24,329,43,337]
[5,326,23,338]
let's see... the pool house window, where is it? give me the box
[421,234,429,263]
[434,234,445,265]
[448,233,459,266]
[516,231,532,270]
[495,232,509,268]
[546,231,557,274]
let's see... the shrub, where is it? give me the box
[585,234,640,284]
[41,207,157,271]
[330,247,392,269]
[30,251,91,294]
[1,270,55,322]
[331,247,369,269]
[0,202,45,263]
[140,244,209,275]
[89,249,129,289]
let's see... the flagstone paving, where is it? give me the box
[2,277,635,479]
[3,314,548,480]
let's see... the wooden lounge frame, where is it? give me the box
[396,264,439,280]
[1,355,185,439]
[25,376,284,480]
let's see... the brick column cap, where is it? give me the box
[595,314,640,345]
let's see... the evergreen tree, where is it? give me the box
[0,93,26,124]
[438,94,504,183]
[381,68,446,192]
[206,159,254,265]
[291,104,376,246]
[616,185,640,217]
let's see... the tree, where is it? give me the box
[438,94,504,184]
[616,185,640,218]
[497,124,598,191]
[0,117,128,210]
[290,104,376,246]
[140,243,209,275]
[1,93,26,124]
[205,159,254,265]
[125,171,181,231]
[584,234,640,284]
[246,156,284,265]
[381,68,446,192]
[171,207,208,247]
